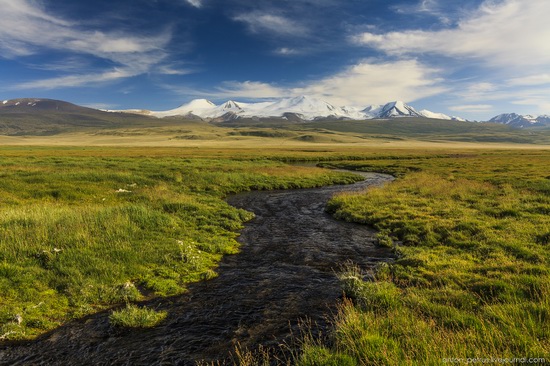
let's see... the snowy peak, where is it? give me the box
[258,95,344,119]
[489,113,541,128]
[418,109,465,121]
[362,101,448,119]
[221,100,241,110]
[378,101,421,118]
[152,99,216,118]
[175,98,216,111]
[112,96,467,122]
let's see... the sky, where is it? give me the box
[1,0,550,120]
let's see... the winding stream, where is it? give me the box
[0,171,394,365]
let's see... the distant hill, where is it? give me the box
[0,98,160,135]
[1,98,99,114]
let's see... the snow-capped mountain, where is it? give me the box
[149,96,362,120]
[418,109,466,122]
[361,101,464,121]
[365,101,421,118]
[152,99,216,118]
[488,113,550,128]
[112,96,466,122]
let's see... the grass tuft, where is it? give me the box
[109,304,167,328]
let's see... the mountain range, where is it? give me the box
[2,97,549,130]
[111,96,467,122]
[488,113,550,128]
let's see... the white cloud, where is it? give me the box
[156,65,195,76]
[233,12,308,36]
[185,0,203,8]
[352,0,550,116]
[449,104,494,113]
[214,81,288,99]
[510,94,550,115]
[295,59,446,106]
[0,0,172,89]
[454,82,500,102]
[14,68,137,90]
[392,0,452,25]
[183,59,445,107]
[275,47,300,56]
[507,74,550,87]
[355,0,550,68]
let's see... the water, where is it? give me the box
[0,172,394,365]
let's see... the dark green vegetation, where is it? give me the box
[301,150,550,364]
[0,147,362,340]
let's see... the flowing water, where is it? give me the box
[0,171,394,365]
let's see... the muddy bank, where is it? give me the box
[0,171,394,365]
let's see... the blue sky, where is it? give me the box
[1,0,549,120]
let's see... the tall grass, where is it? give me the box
[302,152,550,364]
[0,151,361,340]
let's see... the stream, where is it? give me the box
[0,171,394,365]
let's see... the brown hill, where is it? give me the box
[0,98,163,135]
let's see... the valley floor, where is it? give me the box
[0,141,548,364]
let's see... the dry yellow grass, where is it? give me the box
[1,131,549,151]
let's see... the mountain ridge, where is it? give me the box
[110,96,466,122]
[489,113,550,128]
[6,97,550,129]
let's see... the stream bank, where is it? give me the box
[0,171,394,365]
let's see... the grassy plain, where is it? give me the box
[0,121,549,363]
[1,117,549,147]
[303,150,550,364]
[0,146,362,340]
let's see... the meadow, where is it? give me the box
[301,150,550,364]
[0,143,548,365]
[0,146,362,340]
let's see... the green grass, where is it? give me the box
[109,304,167,328]
[302,119,550,144]
[1,145,550,364]
[299,150,550,364]
[0,148,362,340]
